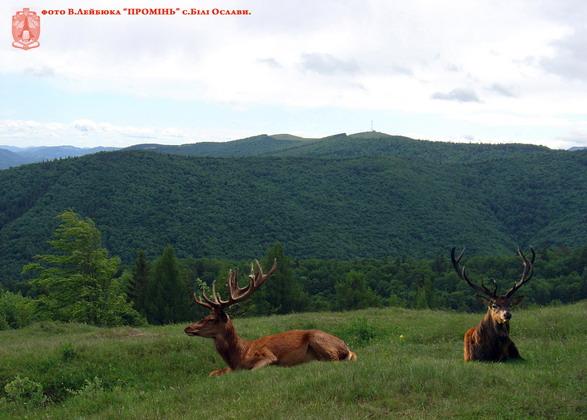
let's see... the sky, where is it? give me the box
[1,0,587,149]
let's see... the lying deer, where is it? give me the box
[184,259,357,376]
[451,247,535,362]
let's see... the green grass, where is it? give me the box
[1,302,586,419]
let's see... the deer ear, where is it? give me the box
[511,295,525,306]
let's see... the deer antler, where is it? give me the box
[451,247,496,298]
[193,259,278,312]
[505,247,535,297]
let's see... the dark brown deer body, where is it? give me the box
[451,247,535,362]
[463,298,522,362]
[185,260,356,376]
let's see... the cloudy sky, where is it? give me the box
[1,0,587,148]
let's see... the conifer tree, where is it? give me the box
[252,242,307,314]
[129,250,149,315]
[145,245,188,324]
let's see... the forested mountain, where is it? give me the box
[2,132,580,170]
[1,133,586,284]
[126,134,314,157]
[0,146,118,169]
[266,132,553,162]
[124,132,552,162]
[0,149,26,170]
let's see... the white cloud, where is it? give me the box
[257,58,282,68]
[488,84,517,98]
[540,27,587,81]
[432,88,480,103]
[1,0,587,148]
[0,119,247,148]
[301,53,360,75]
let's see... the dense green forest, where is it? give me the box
[2,210,586,331]
[0,132,587,306]
[1,135,587,283]
[127,131,554,163]
[126,134,312,157]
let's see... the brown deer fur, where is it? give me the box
[185,313,356,376]
[185,260,356,376]
[463,297,522,362]
[452,247,534,362]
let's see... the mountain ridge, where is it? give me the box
[2,132,577,170]
[0,138,586,283]
[0,145,119,169]
[125,131,556,163]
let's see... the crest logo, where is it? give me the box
[12,8,41,50]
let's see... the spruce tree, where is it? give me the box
[145,245,188,324]
[252,242,307,314]
[129,250,150,315]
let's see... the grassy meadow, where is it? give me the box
[0,302,586,419]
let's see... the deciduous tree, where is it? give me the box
[24,210,140,326]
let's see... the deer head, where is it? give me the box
[184,259,277,337]
[451,247,535,324]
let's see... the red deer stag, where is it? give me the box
[451,247,535,362]
[184,259,357,376]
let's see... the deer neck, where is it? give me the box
[213,320,248,369]
[479,310,510,339]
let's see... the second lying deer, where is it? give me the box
[184,259,357,376]
[451,247,535,362]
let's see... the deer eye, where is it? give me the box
[491,304,498,309]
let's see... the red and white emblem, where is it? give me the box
[12,8,40,50]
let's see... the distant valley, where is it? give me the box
[0,145,119,169]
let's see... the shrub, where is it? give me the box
[4,376,46,406]
[68,377,104,397]
[336,317,378,347]
[0,291,38,330]
[59,343,77,362]
[0,313,8,330]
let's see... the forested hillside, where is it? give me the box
[125,131,554,162]
[0,133,586,284]
[126,134,312,157]
[267,132,555,162]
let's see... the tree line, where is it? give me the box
[1,210,586,330]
